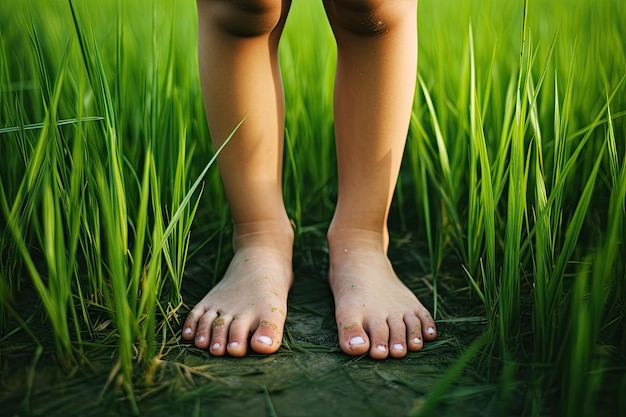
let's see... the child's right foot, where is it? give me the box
[182,226,293,357]
[327,228,437,359]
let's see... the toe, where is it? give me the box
[226,316,250,357]
[418,309,437,341]
[372,343,389,359]
[182,324,195,341]
[338,321,370,356]
[388,317,408,359]
[250,318,284,355]
[390,342,407,358]
[194,310,217,349]
[182,305,205,341]
[366,319,390,360]
[405,314,424,351]
[209,314,232,356]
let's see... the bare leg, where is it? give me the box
[182,0,293,356]
[323,0,437,359]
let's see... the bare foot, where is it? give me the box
[328,230,437,359]
[182,228,293,357]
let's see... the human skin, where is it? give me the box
[182,0,437,359]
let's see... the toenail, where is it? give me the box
[393,343,404,351]
[212,343,220,350]
[184,328,192,336]
[413,337,421,344]
[197,336,206,343]
[349,336,366,346]
[228,342,239,348]
[427,327,435,335]
[376,345,386,352]
[257,335,273,346]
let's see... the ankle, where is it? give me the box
[233,219,294,252]
[327,223,389,255]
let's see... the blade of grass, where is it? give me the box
[410,333,489,417]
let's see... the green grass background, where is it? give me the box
[1,0,625,416]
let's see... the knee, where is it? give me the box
[329,0,417,36]
[198,0,284,37]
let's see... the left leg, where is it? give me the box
[182,0,294,357]
[323,0,437,359]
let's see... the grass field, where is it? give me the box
[1,0,625,416]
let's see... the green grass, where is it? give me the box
[1,0,625,416]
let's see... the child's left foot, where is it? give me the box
[328,230,437,359]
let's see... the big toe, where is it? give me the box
[249,318,285,355]
[337,320,370,356]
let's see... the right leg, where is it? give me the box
[323,0,437,359]
[182,0,293,356]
